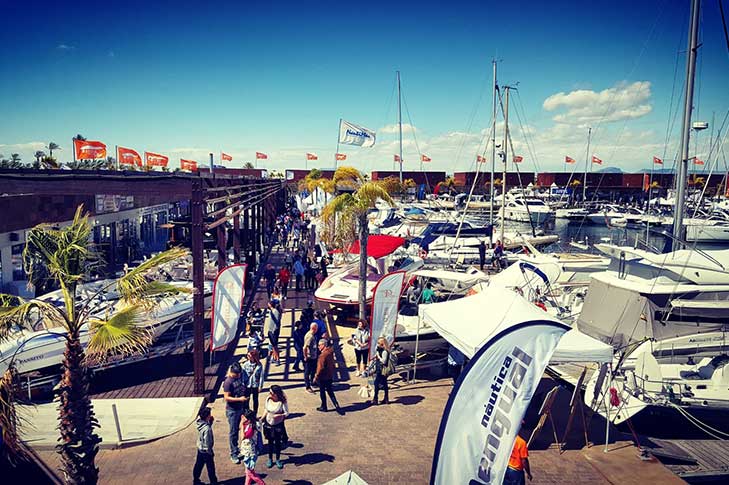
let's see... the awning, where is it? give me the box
[332,234,406,259]
[420,286,613,363]
[321,470,369,485]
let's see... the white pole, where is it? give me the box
[604,364,612,452]
[411,310,422,382]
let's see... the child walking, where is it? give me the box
[240,409,266,485]
[193,406,218,485]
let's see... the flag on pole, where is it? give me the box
[369,271,406,361]
[145,151,169,167]
[421,154,432,162]
[211,264,247,350]
[338,119,376,147]
[180,159,198,171]
[693,157,705,165]
[653,156,663,165]
[591,155,603,165]
[117,146,142,166]
[477,155,486,163]
[394,154,402,162]
[306,153,318,161]
[565,156,576,164]
[512,155,523,163]
[73,139,107,160]
[430,315,569,485]
[335,153,347,161]
[256,152,268,160]
[221,152,233,161]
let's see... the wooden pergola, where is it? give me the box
[0,169,286,393]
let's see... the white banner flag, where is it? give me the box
[338,119,376,148]
[368,270,406,360]
[430,320,569,485]
[211,264,247,350]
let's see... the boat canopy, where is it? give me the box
[332,234,406,259]
[420,286,613,363]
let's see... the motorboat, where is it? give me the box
[315,235,424,307]
[503,197,554,224]
[0,280,214,375]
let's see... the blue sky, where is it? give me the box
[1,0,727,174]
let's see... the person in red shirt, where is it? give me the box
[504,429,532,485]
[278,265,291,300]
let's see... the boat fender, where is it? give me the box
[609,387,621,407]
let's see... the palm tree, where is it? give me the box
[0,206,188,483]
[10,153,21,166]
[47,142,60,158]
[322,167,394,320]
[34,151,46,169]
[243,161,255,169]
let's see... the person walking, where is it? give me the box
[223,363,249,464]
[314,339,344,415]
[278,265,291,300]
[293,257,305,292]
[478,240,487,271]
[291,319,306,372]
[239,409,265,485]
[193,406,218,485]
[263,264,276,299]
[242,349,264,415]
[372,337,391,405]
[303,322,319,393]
[353,319,370,377]
[504,426,533,484]
[492,239,504,270]
[266,299,282,365]
[304,257,315,290]
[263,385,290,470]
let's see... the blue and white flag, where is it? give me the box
[430,320,569,485]
[338,119,376,148]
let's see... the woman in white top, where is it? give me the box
[263,385,289,470]
[353,319,370,377]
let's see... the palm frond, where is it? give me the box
[85,305,153,363]
[322,193,355,222]
[116,247,189,303]
[0,294,67,340]
[0,365,29,464]
[333,166,364,184]
[356,182,394,208]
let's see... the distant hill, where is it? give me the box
[595,167,622,173]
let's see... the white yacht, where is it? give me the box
[503,197,554,224]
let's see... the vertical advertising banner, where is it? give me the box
[368,270,406,360]
[430,321,569,485]
[211,264,247,350]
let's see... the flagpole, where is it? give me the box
[397,70,403,184]
[72,138,77,163]
[115,145,119,171]
[583,127,591,203]
[335,118,342,169]
[209,153,214,175]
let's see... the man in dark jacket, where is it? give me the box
[313,339,343,415]
[193,406,218,485]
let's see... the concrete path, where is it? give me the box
[21,397,203,450]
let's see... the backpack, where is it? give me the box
[382,351,397,377]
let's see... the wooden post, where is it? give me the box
[191,178,205,394]
[233,211,241,264]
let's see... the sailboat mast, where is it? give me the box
[583,127,591,203]
[489,60,498,238]
[500,87,511,244]
[397,71,403,184]
[673,0,701,245]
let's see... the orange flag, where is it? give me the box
[565,156,576,164]
[653,156,663,165]
[256,152,268,160]
[335,153,347,161]
[221,152,233,161]
[180,159,198,171]
[73,139,106,160]
[693,157,705,165]
[513,155,523,163]
[117,146,142,166]
[421,154,431,162]
[394,154,402,162]
[592,155,603,165]
[145,151,169,167]
[476,155,485,163]
[306,153,318,160]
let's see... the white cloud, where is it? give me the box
[543,81,652,125]
[379,123,418,135]
[56,43,75,50]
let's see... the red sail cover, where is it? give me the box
[332,235,405,259]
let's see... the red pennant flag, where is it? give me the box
[653,156,663,165]
[221,152,233,161]
[476,155,485,163]
[394,154,402,162]
[335,153,347,161]
[592,155,603,165]
[306,153,318,161]
[73,139,107,160]
[643,173,650,192]
[565,156,576,164]
[421,154,431,162]
[693,157,704,165]
[513,155,523,163]
[145,151,169,167]
[180,159,198,171]
[256,152,268,160]
[117,146,142,166]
